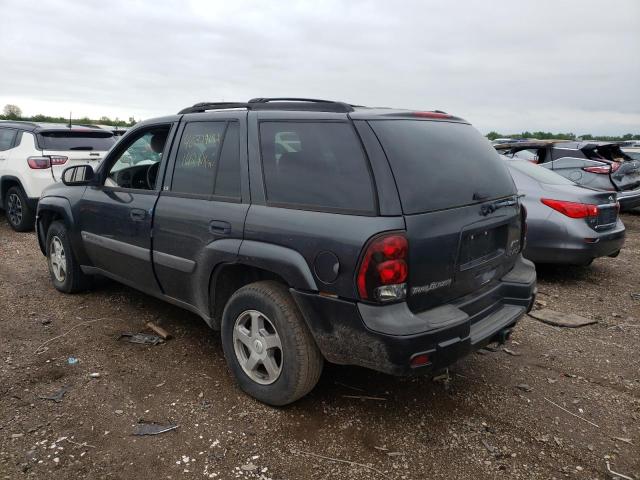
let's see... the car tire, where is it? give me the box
[5,186,34,232]
[221,280,323,406]
[46,220,92,293]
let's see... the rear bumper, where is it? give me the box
[524,221,625,265]
[293,255,536,376]
[617,188,640,211]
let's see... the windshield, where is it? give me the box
[370,120,516,214]
[39,131,116,151]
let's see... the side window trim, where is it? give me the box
[164,120,242,203]
[256,119,378,216]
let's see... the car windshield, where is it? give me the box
[506,159,575,185]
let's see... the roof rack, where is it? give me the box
[178,98,355,115]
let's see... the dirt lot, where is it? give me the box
[0,214,638,480]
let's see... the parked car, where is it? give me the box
[503,158,625,265]
[36,98,536,405]
[495,141,640,211]
[0,122,116,231]
[622,147,640,161]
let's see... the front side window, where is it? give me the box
[171,121,240,198]
[259,122,375,213]
[0,129,16,151]
[105,126,170,190]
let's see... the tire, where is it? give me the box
[221,280,323,406]
[5,186,35,232]
[46,220,92,293]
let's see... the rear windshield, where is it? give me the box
[38,131,116,151]
[370,120,516,214]
[506,159,575,185]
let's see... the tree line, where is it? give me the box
[486,131,640,142]
[1,104,136,127]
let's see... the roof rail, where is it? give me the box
[0,120,39,128]
[178,98,355,114]
[248,97,354,112]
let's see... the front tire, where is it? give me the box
[46,221,91,293]
[221,281,323,406]
[5,186,34,231]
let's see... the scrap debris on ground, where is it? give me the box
[0,213,639,479]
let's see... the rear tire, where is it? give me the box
[5,186,34,232]
[221,281,323,406]
[46,221,92,293]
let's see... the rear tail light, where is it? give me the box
[541,198,598,219]
[583,163,615,174]
[357,233,408,302]
[27,155,67,169]
[413,111,451,119]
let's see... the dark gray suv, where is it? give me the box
[36,98,536,405]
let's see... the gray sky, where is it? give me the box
[1,0,638,134]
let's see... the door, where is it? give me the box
[78,123,177,293]
[152,112,249,307]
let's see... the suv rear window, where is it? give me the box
[260,122,375,213]
[370,120,516,214]
[39,131,116,151]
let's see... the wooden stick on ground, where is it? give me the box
[145,321,171,340]
[543,397,600,428]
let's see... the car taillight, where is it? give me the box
[413,111,452,119]
[541,198,598,218]
[357,233,408,302]
[27,155,67,169]
[27,156,51,169]
[583,163,613,174]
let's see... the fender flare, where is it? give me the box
[35,196,75,255]
[236,240,318,291]
[0,175,26,208]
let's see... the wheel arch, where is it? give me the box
[0,175,25,209]
[36,197,75,255]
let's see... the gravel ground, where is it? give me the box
[0,213,638,480]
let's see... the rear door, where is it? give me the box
[152,112,250,306]
[38,129,116,181]
[369,120,522,313]
[78,123,176,293]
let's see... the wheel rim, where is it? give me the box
[49,236,67,283]
[232,309,283,385]
[7,193,22,226]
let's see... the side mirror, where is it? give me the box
[62,165,95,186]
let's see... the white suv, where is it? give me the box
[0,122,116,231]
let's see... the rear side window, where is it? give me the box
[171,121,240,198]
[38,131,116,151]
[0,129,16,151]
[259,122,375,213]
[370,120,516,214]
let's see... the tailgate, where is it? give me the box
[405,200,522,313]
[38,129,115,180]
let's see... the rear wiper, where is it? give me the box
[69,146,94,150]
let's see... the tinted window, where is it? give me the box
[39,131,115,151]
[370,120,516,214]
[0,129,16,151]
[260,122,374,213]
[506,159,575,185]
[172,121,240,198]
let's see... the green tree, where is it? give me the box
[3,104,22,119]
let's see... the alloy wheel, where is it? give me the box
[7,193,22,226]
[49,236,67,283]
[232,309,283,385]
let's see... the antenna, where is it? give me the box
[68,111,72,128]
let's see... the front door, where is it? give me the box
[152,112,249,308]
[78,123,177,293]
